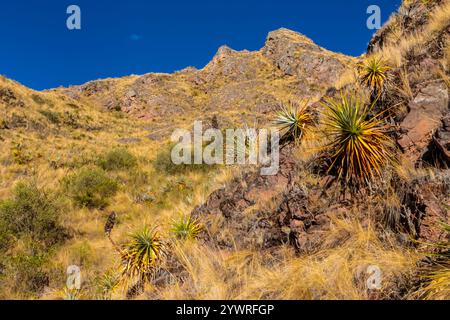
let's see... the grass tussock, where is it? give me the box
[171,215,203,240]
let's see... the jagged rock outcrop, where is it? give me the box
[191,146,335,252]
[262,28,351,86]
[368,0,450,166]
[54,28,355,126]
[398,81,449,163]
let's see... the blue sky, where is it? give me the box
[0,0,401,90]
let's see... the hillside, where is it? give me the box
[0,0,449,300]
[54,28,353,126]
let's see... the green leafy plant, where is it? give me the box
[2,251,51,297]
[274,101,315,144]
[64,166,118,208]
[97,148,137,171]
[321,95,394,188]
[97,271,121,300]
[0,182,67,249]
[171,215,203,240]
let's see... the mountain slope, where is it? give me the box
[0,0,449,300]
[54,28,354,126]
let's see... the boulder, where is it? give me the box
[397,81,449,163]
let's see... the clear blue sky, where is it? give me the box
[0,0,401,90]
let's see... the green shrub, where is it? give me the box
[0,182,67,249]
[39,110,61,125]
[154,143,213,175]
[31,94,46,105]
[2,251,50,296]
[64,166,118,208]
[97,148,137,171]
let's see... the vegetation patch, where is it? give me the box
[64,166,119,209]
[97,148,138,171]
[0,182,68,250]
[154,142,216,175]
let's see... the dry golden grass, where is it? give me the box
[2,0,450,300]
[375,1,450,67]
[414,267,450,300]
[335,69,359,90]
[146,216,420,300]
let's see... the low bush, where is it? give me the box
[154,143,214,175]
[0,182,67,249]
[2,251,50,296]
[39,110,61,125]
[64,166,118,209]
[97,148,137,171]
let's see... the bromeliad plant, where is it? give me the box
[321,95,394,189]
[104,213,167,298]
[358,57,391,97]
[274,101,315,144]
[171,215,203,240]
[121,227,167,282]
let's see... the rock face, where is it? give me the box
[398,81,449,163]
[262,28,349,86]
[367,0,445,53]
[190,146,334,252]
[191,146,296,249]
[368,0,450,166]
[433,116,450,166]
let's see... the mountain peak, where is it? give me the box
[265,28,315,45]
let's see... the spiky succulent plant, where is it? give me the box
[321,95,394,188]
[121,227,166,280]
[171,215,203,240]
[358,57,391,96]
[274,101,315,144]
